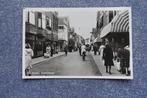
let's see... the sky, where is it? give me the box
[57,8,97,39]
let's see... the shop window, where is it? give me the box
[59,26,64,29]
[38,13,42,28]
[46,18,52,29]
[28,11,35,25]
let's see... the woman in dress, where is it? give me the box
[25,43,34,74]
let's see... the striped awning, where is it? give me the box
[111,10,129,32]
[100,23,111,38]
[100,10,129,38]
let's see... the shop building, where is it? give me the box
[45,12,58,54]
[100,10,129,50]
[25,11,46,58]
[58,17,70,51]
[25,11,59,58]
[68,28,80,52]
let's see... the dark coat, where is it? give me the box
[64,45,68,52]
[118,48,130,68]
[93,45,97,51]
[103,45,114,66]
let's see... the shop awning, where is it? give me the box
[100,23,112,38]
[111,10,129,32]
[100,10,129,38]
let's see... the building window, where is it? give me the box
[38,19,42,28]
[58,26,64,29]
[29,11,35,25]
[42,14,46,29]
[46,18,52,29]
[25,12,29,22]
[38,13,42,28]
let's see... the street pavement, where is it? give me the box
[31,52,64,65]
[29,51,124,77]
[30,51,102,76]
[90,51,124,76]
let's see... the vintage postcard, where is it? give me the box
[22,7,133,79]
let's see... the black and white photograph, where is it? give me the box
[23,7,133,79]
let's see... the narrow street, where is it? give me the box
[30,51,101,76]
[24,9,131,78]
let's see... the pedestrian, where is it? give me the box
[93,43,97,55]
[44,45,51,58]
[117,46,130,75]
[25,43,34,75]
[78,44,82,56]
[124,45,130,75]
[91,44,94,51]
[103,43,114,74]
[64,43,68,56]
[50,44,54,57]
[81,43,86,61]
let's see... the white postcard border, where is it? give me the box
[22,7,133,79]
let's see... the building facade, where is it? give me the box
[45,12,58,53]
[98,10,129,51]
[96,11,118,42]
[25,11,58,58]
[25,11,46,58]
[58,17,70,51]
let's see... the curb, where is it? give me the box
[90,53,104,75]
[90,52,124,76]
[89,53,102,76]
[32,53,65,66]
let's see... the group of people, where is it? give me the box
[25,43,55,75]
[78,40,130,76]
[25,40,130,76]
[44,45,54,58]
[99,41,130,76]
[78,43,89,61]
